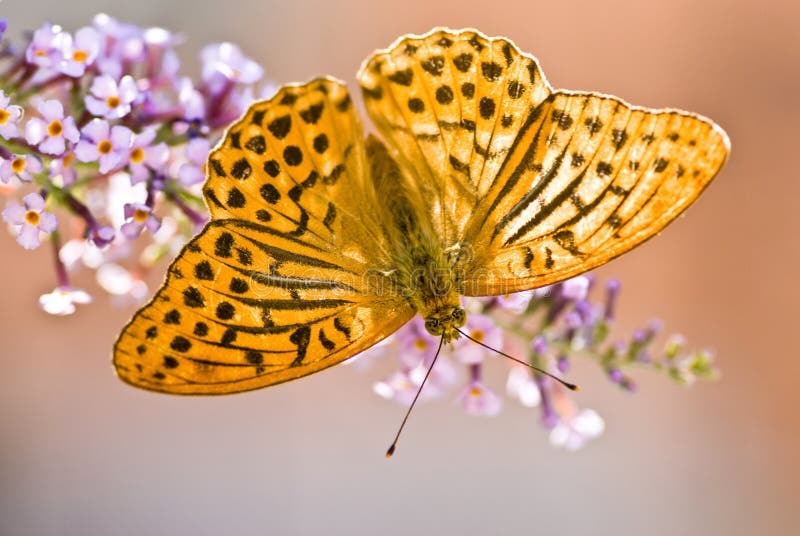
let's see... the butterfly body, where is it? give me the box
[114,28,728,395]
[366,135,467,340]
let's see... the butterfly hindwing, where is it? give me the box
[113,80,414,394]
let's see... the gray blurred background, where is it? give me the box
[1,0,799,534]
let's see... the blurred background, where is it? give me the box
[1,0,798,534]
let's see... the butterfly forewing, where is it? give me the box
[460,92,729,295]
[114,79,414,394]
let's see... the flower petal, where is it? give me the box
[74,140,100,162]
[2,203,26,225]
[90,75,117,98]
[22,192,45,211]
[82,118,109,141]
[17,223,41,249]
[39,135,66,155]
[38,211,58,233]
[85,95,108,117]
[25,118,47,145]
[110,125,132,149]
[38,99,64,121]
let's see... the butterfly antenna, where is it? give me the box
[454,327,579,391]
[385,336,446,459]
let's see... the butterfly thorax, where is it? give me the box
[367,135,466,342]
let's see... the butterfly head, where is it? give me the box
[423,306,466,343]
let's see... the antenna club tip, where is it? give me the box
[567,383,580,392]
[385,444,396,458]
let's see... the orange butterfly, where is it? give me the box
[114,28,728,404]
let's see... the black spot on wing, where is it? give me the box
[267,115,292,140]
[421,56,445,76]
[230,158,251,180]
[289,325,311,367]
[388,68,413,86]
[299,103,324,124]
[453,53,473,72]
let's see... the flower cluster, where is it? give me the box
[0,15,270,313]
[367,276,717,450]
[1,17,718,449]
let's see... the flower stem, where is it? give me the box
[50,231,70,288]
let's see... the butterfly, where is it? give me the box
[113,28,729,396]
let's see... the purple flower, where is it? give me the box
[0,154,43,183]
[90,225,116,248]
[74,119,132,173]
[25,22,67,69]
[177,78,206,121]
[96,262,149,302]
[121,203,161,239]
[373,357,457,406]
[495,290,534,313]
[604,278,621,321]
[177,137,210,186]
[506,367,542,408]
[453,313,503,364]
[38,286,92,316]
[200,42,263,87]
[2,193,58,249]
[0,19,7,42]
[127,129,169,184]
[49,152,78,186]
[396,317,441,368]
[549,408,605,451]
[93,14,145,61]
[531,334,548,355]
[142,26,183,81]
[0,91,24,140]
[25,99,80,155]
[459,366,502,416]
[561,275,590,301]
[59,27,102,77]
[85,75,138,119]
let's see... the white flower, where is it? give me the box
[549,409,605,451]
[38,287,92,316]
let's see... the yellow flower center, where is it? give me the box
[98,140,113,155]
[47,120,63,137]
[11,158,26,173]
[24,210,40,226]
[35,49,47,57]
[63,153,74,167]
[470,386,483,396]
[471,329,485,344]
[414,338,428,351]
[133,209,150,223]
[106,95,121,108]
[0,109,9,124]
[72,50,88,63]
[130,147,144,163]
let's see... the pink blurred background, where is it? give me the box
[1,0,799,534]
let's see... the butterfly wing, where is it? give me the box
[358,29,729,296]
[358,28,551,246]
[114,79,413,394]
[459,91,729,294]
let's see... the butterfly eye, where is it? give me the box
[451,308,466,327]
[424,318,443,336]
